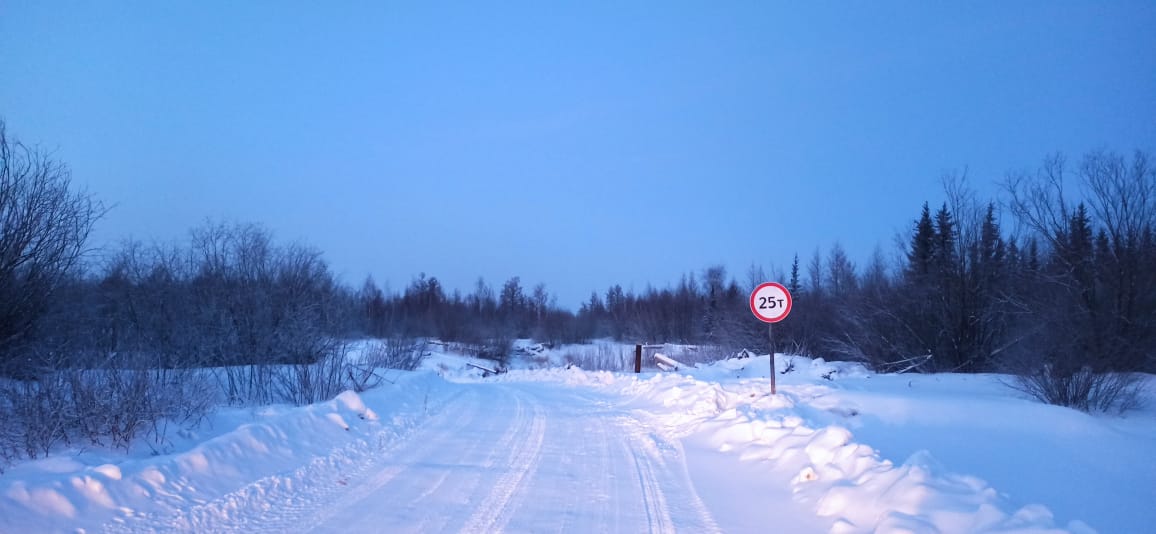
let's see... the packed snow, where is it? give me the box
[1,342,1154,533]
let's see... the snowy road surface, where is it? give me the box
[7,355,1143,533]
[106,382,750,533]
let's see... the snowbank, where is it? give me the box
[0,372,455,534]
[3,346,1153,533]
[478,354,1149,533]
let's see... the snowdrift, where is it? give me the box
[485,354,1153,533]
[0,372,455,533]
[2,346,1153,533]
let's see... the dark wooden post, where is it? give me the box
[634,344,642,373]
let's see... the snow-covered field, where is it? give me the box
[1,343,1153,533]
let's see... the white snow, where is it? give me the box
[1,345,1153,533]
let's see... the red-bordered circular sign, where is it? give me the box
[749,282,793,323]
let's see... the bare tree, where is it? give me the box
[1079,150,1156,371]
[0,120,103,376]
[745,263,767,293]
[1000,151,1152,411]
[825,242,857,299]
[807,248,823,297]
[1003,153,1075,252]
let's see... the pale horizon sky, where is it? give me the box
[3,1,1154,309]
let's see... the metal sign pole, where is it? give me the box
[768,323,776,395]
[750,281,791,397]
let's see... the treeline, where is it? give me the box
[579,152,1155,384]
[821,151,1154,381]
[2,115,1153,412]
[358,274,579,357]
[6,150,1154,382]
[2,122,401,462]
[354,265,764,359]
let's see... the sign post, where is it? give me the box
[749,282,793,395]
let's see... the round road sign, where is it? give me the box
[750,282,792,323]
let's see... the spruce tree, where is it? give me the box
[788,253,801,296]
[906,203,936,280]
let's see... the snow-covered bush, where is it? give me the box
[1011,364,1144,413]
[470,337,514,369]
[368,337,428,372]
[562,344,629,371]
[344,338,427,393]
[0,362,214,469]
[273,347,348,406]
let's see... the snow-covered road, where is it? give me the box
[107,383,727,533]
[7,354,1150,533]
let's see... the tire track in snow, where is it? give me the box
[600,415,627,534]
[404,386,528,533]
[556,412,617,533]
[459,388,547,533]
[618,415,722,534]
[295,388,493,532]
[278,388,485,532]
[499,389,633,534]
[621,420,675,534]
[319,385,543,533]
[102,382,724,533]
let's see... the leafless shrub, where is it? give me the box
[274,346,348,406]
[0,355,215,469]
[344,363,382,394]
[475,336,513,369]
[346,337,428,392]
[778,339,815,358]
[527,353,551,369]
[94,222,341,374]
[781,358,796,374]
[562,344,628,371]
[675,345,733,366]
[87,221,346,410]
[819,334,870,364]
[1,377,70,459]
[1009,364,1144,413]
[371,337,428,371]
[443,337,512,369]
[262,338,431,405]
[212,340,354,407]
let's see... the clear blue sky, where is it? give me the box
[3,1,1154,309]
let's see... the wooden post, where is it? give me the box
[634,344,642,373]
[768,324,777,395]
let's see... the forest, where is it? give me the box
[2,120,1153,462]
